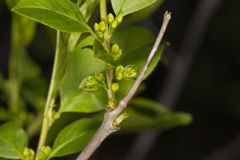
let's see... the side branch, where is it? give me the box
[114,11,171,116]
[76,11,171,160]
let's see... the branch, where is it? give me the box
[76,11,171,160]
[125,0,223,159]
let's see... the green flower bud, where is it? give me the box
[113,49,122,61]
[111,44,120,54]
[123,66,137,80]
[38,146,51,160]
[96,31,104,39]
[37,151,45,160]
[24,148,29,156]
[94,23,99,31]
[53,112,61,120]
[24,157,31,160]
[43,146,51,156]
[111,83,119,92]
[95,72,104,82]
[23,148,35,160]
[115,73,122,81]
[115,65,124,81]
[79,76,100,91]
[29,149,34,159]
[99,20,106,32]
[111,19,118,29]
[116,65,124,73]
[113,112,129,127]
[107,13,115,24]
[116,14,123,23]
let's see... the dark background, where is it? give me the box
[1,0,240,160]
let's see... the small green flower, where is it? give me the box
[111,19,118,29]
[37,146,51,160]
[123,66,137,80]
[115,65,124,81]
[111,83,119,92]
[96,31,104,39]
[116,65,124,73]
[42,146,51,156]
[115,73,122,81]
[52,112,61,120]
[23,148,29,156]
[113,112,129,127]
[116,14,123,23]
[23,148,35,160]
[107,13,115,24]
[111,44,120,54]
[79,76,100,91]
[113,49,122,61]
[99,20,106,32]
[94,23,99,31]
[95,72,104,82]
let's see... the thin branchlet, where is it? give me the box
[76,11,171,160]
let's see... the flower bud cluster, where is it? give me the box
[94,20,106,39]
[107,13,123,32]
[94,13,123,39]
[115,65,137,81]
[111,43,122,61]
[79,73,106,91]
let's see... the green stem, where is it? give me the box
[100,0,107,20]
[36,31,63,157]
[9,15,25,118]
[100,0,115,108]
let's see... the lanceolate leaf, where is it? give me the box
[12,0,91,32]
[0,123,28,159]
[5,0,19,9]
[60,45,107,113]
[120,98,192,133]
[50,118,99,157]
[111,0,159,16]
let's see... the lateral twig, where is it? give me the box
[76,11,171,160]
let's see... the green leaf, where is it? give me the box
[113,25,165,78]
[67,0,99,52]
[111,0,159,16]
[0,123,28,159]
[5,0,19,9]
[12,0,91,32]
[60,45,107,113]
[120,98,192,133]
[112,25,165,99]
[50,118,99,157]
[79,0,99,21]
[125,0,163,22]
[93,40,115,66]
[46,112,91,144]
